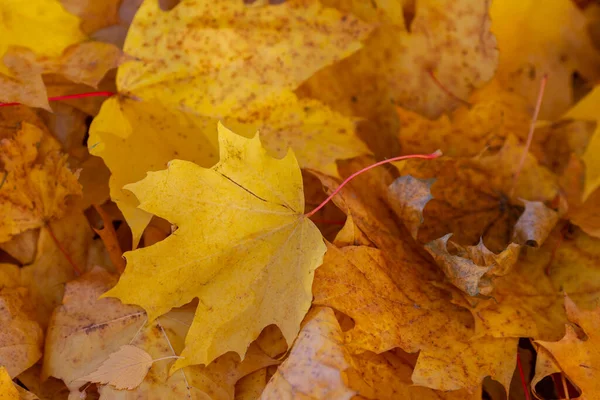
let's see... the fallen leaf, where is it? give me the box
[80,345,153,390]
[59,0,122,34]
[90,0,372,242]
[561,85,600,202]
[312,242,516,391]
[262,307,483,399]
[536,295,600,399]
[0,230,38,266]
[395,81,532,158]
[15,364,70,400]
[43,267,279,399]
[89,97,220,246]
[491,0,600,119]
[260,307,356,400]
[103,124,326,371]
[20,209,93,327]
[0,288,43,378]
[0,122,82,242]
[0,366,19,400]
[301,0,498,125]
[118,0,371,114]
[0,0,86,76]
[387,145,559,295]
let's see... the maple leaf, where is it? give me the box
[299,0,498,158]
[90,0,372,244]
[262,307,483,399]
[536,296,600,399]
[491,0,600,119]
[395,81,532,158]
[0,287,43,378]
[313,163,518,391]
[386,143,559,295]
[102,123,326,370]
[89,97,220,246]
[0,122,82,242]
[43,267,279,399]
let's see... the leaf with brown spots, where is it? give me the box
[90,0,372,243]
[298,0,498,160]
[387,143,559,296]
[261,307,484,399]
[43,266,279,399]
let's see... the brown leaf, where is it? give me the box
[0,288,43,378]
[536,295,600,399]
[20,210,93,328]
[43,267,279,399]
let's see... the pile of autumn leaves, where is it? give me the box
[2,0,600,399]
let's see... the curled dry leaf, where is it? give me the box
[104,124,326,371]
[313,160,518,391]
[387,144,559,295]
[0,288,43,378]
[0,122,82,242]
[80,345,153,390]
[462,224,600,343]
[44,266,280,399]
[536,296,600,399]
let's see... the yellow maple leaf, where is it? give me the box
[103,123,326,371]
[89,97,220,247]
[0,122,81,243]
[90,0,371,244]
[536,296,600,400]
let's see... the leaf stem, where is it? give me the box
[46,221,82,276]
[304,150,442,218]
[517,351,531,400]
[0,91,115,107]
[509,74,548,198]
